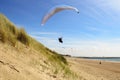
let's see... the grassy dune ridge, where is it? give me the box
[0,13,79,80]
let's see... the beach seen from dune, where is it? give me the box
[66,56,120,80]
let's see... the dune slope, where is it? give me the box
[0,14,79,80]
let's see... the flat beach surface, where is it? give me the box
[66,57,120,80]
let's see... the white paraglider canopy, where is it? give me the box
[41,5,79,26]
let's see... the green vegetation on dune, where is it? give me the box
[0,13,67,66]
[0,14,30,46]
[0,13,79,79]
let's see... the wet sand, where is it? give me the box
[66,57,120,80]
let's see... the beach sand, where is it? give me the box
[66,57,120,80]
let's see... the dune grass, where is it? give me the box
[0,13,67,68]
[17,28,30,46]
[0,13,78,79]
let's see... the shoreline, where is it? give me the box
[80,58,120,63]
[68,56,120,63]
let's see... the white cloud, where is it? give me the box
[15,24,25,28]
[81,0,120,26]
[30,31,60,44]
[86,26,109,33]
[30,31,120,57]
[30,35,57,43]
[31,32,59,35]
[105,0,120,12]
[30,32,60,49]
[54,40,120,57]
[92,0,120,13]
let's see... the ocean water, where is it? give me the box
[83,57,120,62]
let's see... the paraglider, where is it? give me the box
[41,5,79,26]
[41,5,79,44]
[58,37,63,43]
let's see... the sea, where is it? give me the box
[81,57,120,63]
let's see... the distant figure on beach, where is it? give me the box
[99,61,101,64]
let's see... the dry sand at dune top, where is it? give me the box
[0,43,66,80]
[66,57,120,80]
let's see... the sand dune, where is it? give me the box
[0,43,65,80]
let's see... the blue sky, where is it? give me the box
[1,0,120,57]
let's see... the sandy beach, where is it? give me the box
[66,57,120,80]
[0,43,120,80]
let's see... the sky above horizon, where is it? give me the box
[0,0,120,57]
